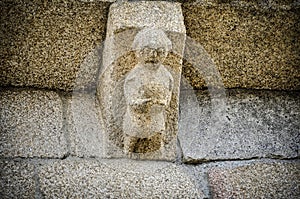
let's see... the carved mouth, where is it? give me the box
[145,60,159,64]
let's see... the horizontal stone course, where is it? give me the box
[0,89,68,158]
[179,89,300,162]
[1,1,298,91]
[38,158,203,198]
[185,0,300,8]
[1,158,298,198]
[208,161,300,198]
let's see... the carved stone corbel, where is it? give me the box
[97,1,186,161]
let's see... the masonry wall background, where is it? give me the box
[0,0,299,198]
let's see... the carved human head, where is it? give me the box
[132,27,172,64]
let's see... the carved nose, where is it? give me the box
[152,50,157,57]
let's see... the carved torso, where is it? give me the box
[123,64,173,138]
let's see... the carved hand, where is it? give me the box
[131,98,152,105]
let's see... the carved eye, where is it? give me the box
[140,47,151,55]
[157,48,166,55]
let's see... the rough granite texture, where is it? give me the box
[0,160,36,199]
[0,0,110,91]
[184,159,300,198]
[107,1,186,35]
[67,93,104,158]
[0,89,68,158]
[208,161,300,198]
[80,0,115,2]
[182,1,300,90]
[179,89,300,162]
[38,158,203,198]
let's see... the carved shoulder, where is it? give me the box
[125,65,145,82]
[159,66,174,91]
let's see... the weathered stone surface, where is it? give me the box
[67,93,104,157]
[38,158,203,198]
[185,159,300,198]
[0,160,36,199]
[0,89,68,158]
[179,89,300,162]
[208,161,300,198]
[0,0,110,91]
[107,1,185,35]
[80,0,115,2]
[97,1,186,160]
[187,0,300,8]
[182,1,300,90]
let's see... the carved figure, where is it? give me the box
[123,28,173,153]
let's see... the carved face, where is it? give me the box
[137,46,167,65]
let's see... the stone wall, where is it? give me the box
[1,0,299,91]
[0,0,299,198]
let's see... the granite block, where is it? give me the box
[182,1,300,90]
[0,0,110,91]
[67,93,104,158]
[38,158,203,198]
[179,89,300,162]
[0,89,68,158]
[0,160,36,199]
[208,161,300,198]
